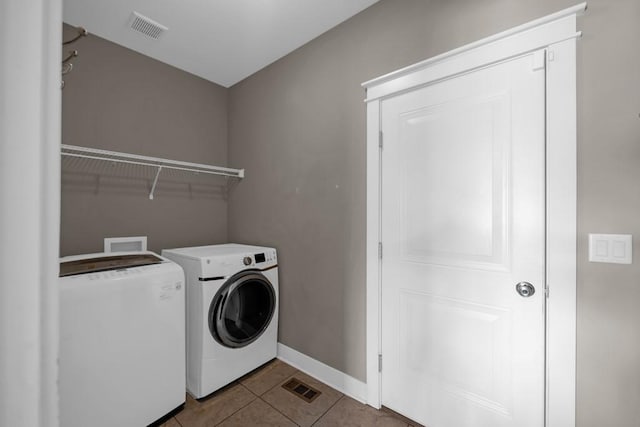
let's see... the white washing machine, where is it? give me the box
[58,252,185,427]
[162,244,278,399]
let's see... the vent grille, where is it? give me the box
[128,12,168,39]
[282,378,321,403]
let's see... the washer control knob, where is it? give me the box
[243,256,252,266]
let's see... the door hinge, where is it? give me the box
[548,50,555,62]
[379,131,383,149]
[378,354,383,372]
[378,242,383,259]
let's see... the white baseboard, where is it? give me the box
[277,343,367,404]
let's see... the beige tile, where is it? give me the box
[262,372,343,427]
[240,359,298,396]
[175,383,255,427]
[381,406,425,427]
[158,417,181,427]
[184,392,198,409]
[217,398,297,427]
[314,396,409,427]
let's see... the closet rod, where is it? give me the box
[61,144,244,178]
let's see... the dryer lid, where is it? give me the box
[59,254,163,277]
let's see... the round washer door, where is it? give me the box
[208,270,276,348]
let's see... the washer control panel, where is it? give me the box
[245,249,277,266]
[231,250,278,268]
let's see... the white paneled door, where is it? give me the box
[380,52,546,427]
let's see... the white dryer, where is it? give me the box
[162,244,278,399]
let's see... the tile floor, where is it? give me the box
[158,359,418,427]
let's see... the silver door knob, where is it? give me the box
[516,282,535,298]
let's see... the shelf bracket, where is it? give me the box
[149,166,163,200]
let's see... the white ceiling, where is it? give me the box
[63,0,380,87]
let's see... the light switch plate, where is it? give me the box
[588,234,632,264]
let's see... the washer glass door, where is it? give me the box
[209,271,276,348]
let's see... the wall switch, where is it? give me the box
[588,234,632,264]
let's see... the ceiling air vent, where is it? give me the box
[128,12,168,40]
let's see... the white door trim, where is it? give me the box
[0,0,62,425]
[362,3,585,427]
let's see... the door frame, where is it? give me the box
[0,0,62,425]
[362,3,585,427]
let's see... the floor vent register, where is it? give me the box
[282,378,321,403]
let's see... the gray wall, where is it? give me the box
[227,0,640,425]
[577,0,640,425]
[61,25,230,256]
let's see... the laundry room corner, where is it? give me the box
[60,24,230,256]
[3,0,638,425]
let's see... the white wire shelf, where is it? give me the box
[61,144,244,200]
